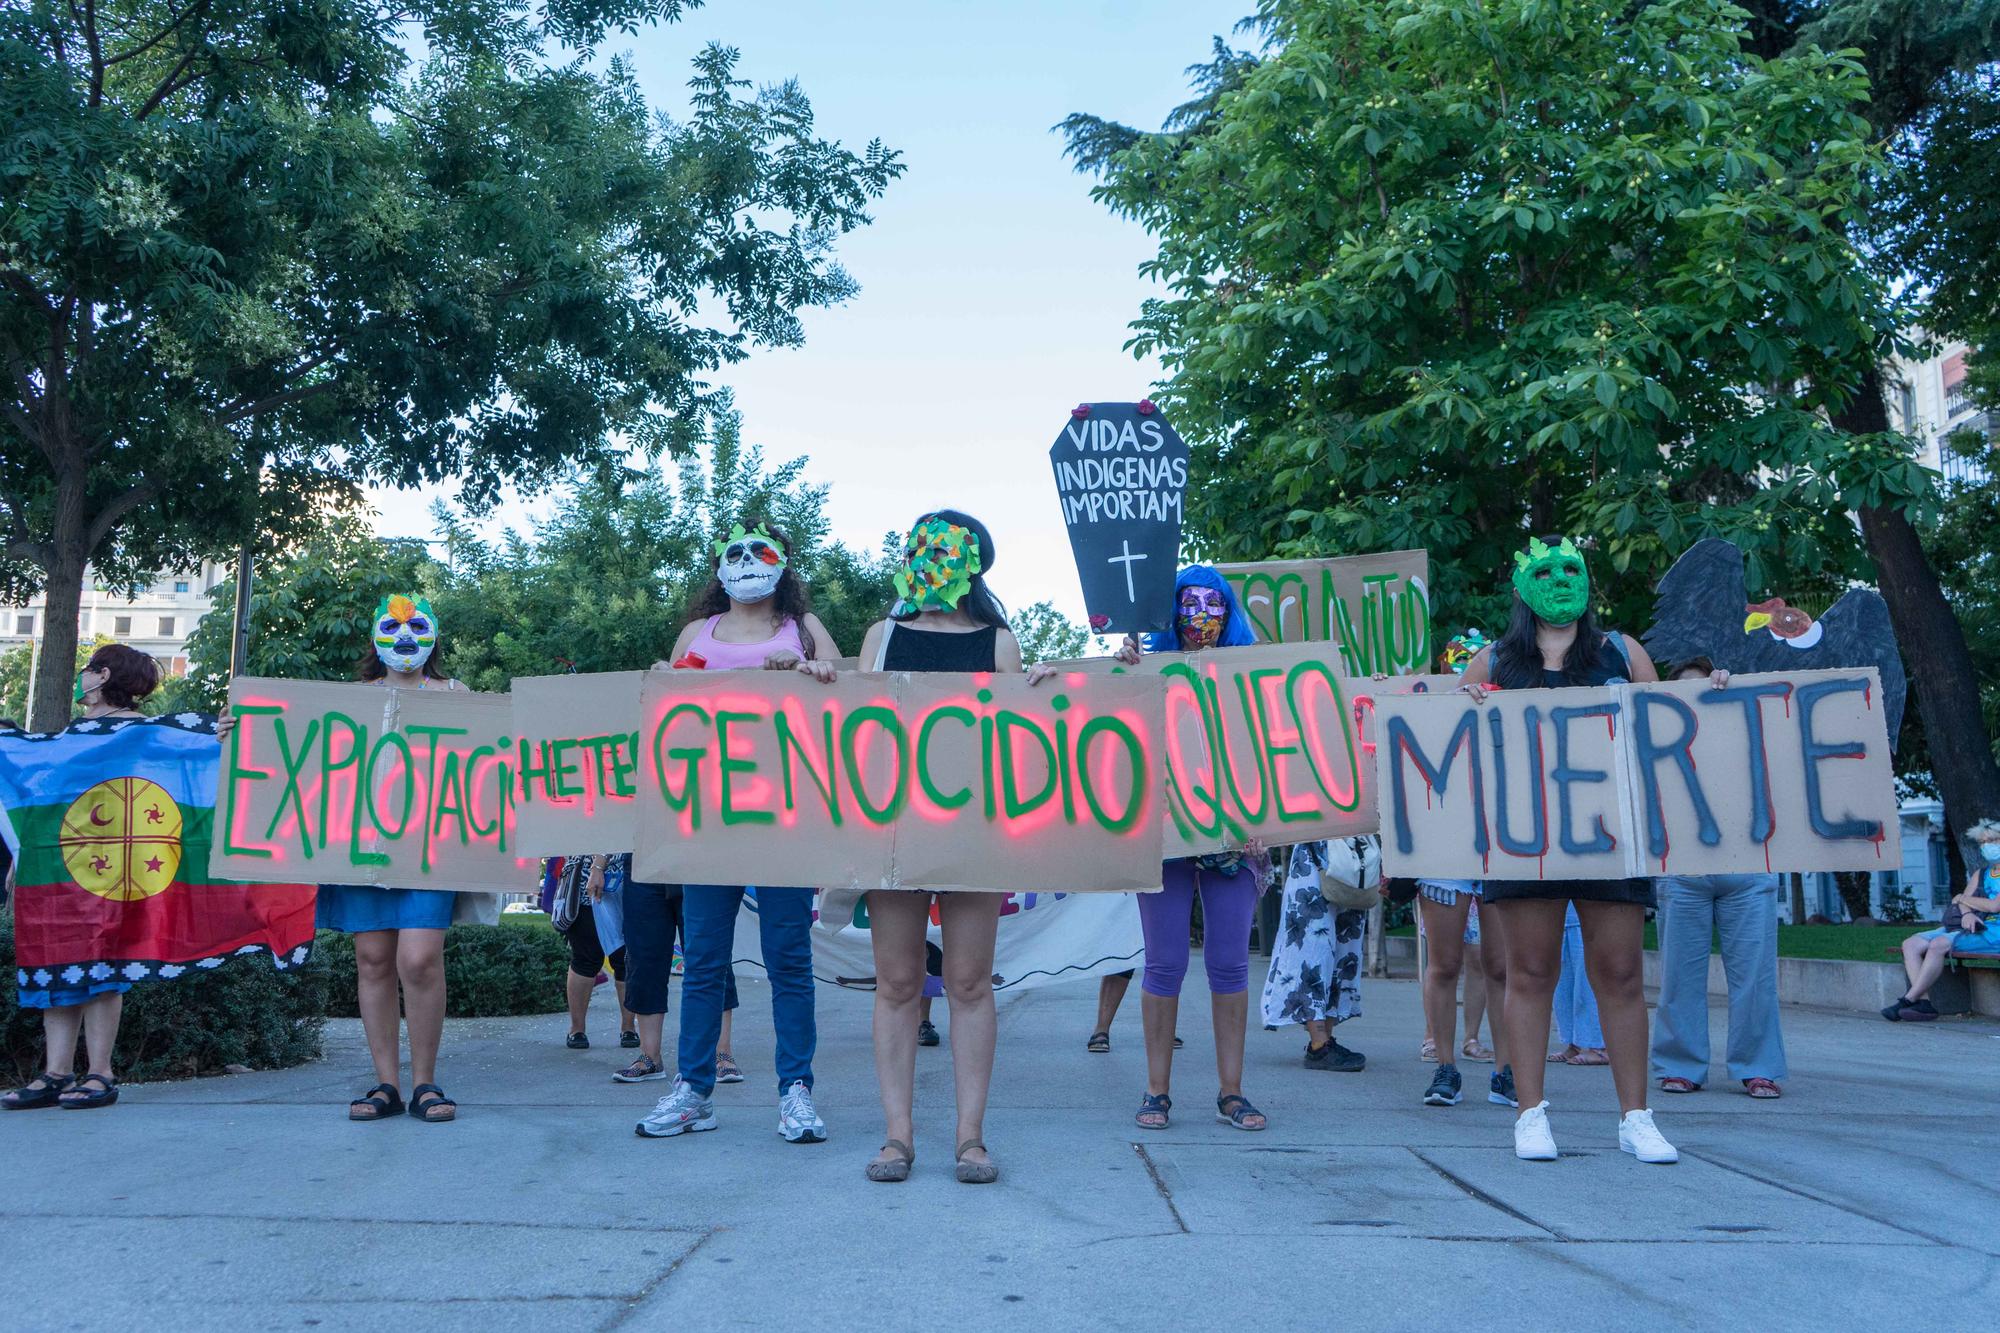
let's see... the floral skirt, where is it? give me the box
[1260,842,1364,1029]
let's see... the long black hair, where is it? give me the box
[682,519,819,659]
[1489,536,1607,689]
[893,508,1009,629]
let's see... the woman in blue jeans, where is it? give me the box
[633,519,840,1144]
[1649,660,1786,1098]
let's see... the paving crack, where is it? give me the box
[1132,1142,1190,1234]
[1408,1149,1567,1240]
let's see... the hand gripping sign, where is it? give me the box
[1369,669,1898,880]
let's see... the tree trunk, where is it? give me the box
[1833,364,2000,862]
[31,545,86,731]
[1833,870,1873,922]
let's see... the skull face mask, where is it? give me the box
[373,593,438,674]
[714,523,787,605]
[892,518,981,614]
[1512,537,1590,626]
[1176,586,1228,650]
[1443,628,1489,674]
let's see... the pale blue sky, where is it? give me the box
[367,0,1250,624]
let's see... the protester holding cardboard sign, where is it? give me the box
[218,594,477,1125]
[1458,538,1679,1165]
[860,509,1043,1186]
[1116,566,1272,1135]
[633,521,840,1146]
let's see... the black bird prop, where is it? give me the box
[1643,538,1908,745]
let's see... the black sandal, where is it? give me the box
[411,1083,457,1123]
[348,1083,405,1121]
[1216,1094,1266,1131]
[1135,1092,1171,1130]
[58,1073,119,1110]
[3,1071,75,1110]
[1087,1031,1110,1053]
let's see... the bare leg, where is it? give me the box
[1573,902,1649,1115]
[1462,940,1489,1051]
[616,981,632,1033]
[352,930,404,1087]
[1495,899,1567,1114]
[637,1011,665,1065]
[397,927,447,1089]
[1900,933,1927,989]
[866,891,931,1169]
[1142,991,1180,1096]
[1482,902,1512,1072]
[1213,989,1249,1099]
[1419,895,1471,1060]
[718,1007,734,1061]
[919,995,933,1024]
[1905,937,1957,1001]
[566,970,594,1037]
[40,1005,84,1077]
[939,893,1003,1166]
[80,992,122,1078]
[1094,972,1131,1033]
[1305,1017,1330,1048]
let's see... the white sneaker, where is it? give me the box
[1619,1108,1678,1164]
[635,1080,716,1138]
[778,1079,826,1144]
[1514,1100,1558,1160]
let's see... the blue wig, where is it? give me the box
[1143,564,1259,653]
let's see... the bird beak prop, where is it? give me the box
[1743,611,1773,634]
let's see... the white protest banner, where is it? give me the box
[730,887,1145,992]
[1214,550,1431,673]
[1371,669,1897,880]
[510,672,646,855]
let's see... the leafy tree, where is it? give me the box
[1,1,902,728]
[1066,0,1915,640]
[167,517,434,711]
[0,634,114,724]
[1012,600,1092,664]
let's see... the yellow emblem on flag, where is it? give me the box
[59,778,183,901]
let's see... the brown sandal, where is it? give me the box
[866,1138,915,1183]
[955,1139,999,1185]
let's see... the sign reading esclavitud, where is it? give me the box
[1048,401,1189,635]
[1214,551,1431,673]
[1370,669,1896,880]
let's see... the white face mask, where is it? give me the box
[1981,843,2000,866]
[717,535,786,604]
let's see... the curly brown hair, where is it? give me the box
[85,643,161,709]
[682,520,819,659]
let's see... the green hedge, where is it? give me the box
[1,912,328,1084]
[315,922,568,1018]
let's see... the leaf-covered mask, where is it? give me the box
[1176,586,1228,650]
[713,522,787,604]
[373,593,439,673]
[1512,538,1590,626]
[893,519,982,614]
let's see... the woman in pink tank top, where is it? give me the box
[630,521,843,1146]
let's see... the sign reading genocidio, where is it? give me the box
[1048,401,1189,635]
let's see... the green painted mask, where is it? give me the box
[892,518,982,614]
[1512,537,1590,625]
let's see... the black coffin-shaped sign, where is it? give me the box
[1048,401,1190,635]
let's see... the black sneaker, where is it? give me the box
[565,1032,589,1050]
[1488,1065,1518,1107]
[620,1029,641,1049]
[1881,1000,1906,1022]
[1905,998,1939,1021]
[1304,1040,1366,1072]
[917,1020,941,1047]
[1423,1064,1463,1106]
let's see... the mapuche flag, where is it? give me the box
[0,713,316,1006]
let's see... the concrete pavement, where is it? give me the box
[4,960,1996,1330]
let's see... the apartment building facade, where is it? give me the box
[0,561,229,679]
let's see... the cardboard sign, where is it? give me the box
[632,669,1166,893]
[510,672,646,855]
[212,679,534,893]
[1048,402,1189,635]
[1115,642,1374,856]
[1214,551,1431,673]
[1371,669,1897,880]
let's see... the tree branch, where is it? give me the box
[100,0,211,69]
[134,46,201,120]
[215,346,340,420]
[217,378,336,427]
[85,479,159,551]
[84,0,104,106]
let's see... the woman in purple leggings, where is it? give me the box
[1115,566,1270,1132]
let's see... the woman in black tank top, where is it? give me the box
[1458,536,1680,1165]
[855,509,1048,1185]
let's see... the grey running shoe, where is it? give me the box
[635,1081,716,1138]
[779,1080,826,1144]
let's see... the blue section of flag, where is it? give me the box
[0,716,218,817]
